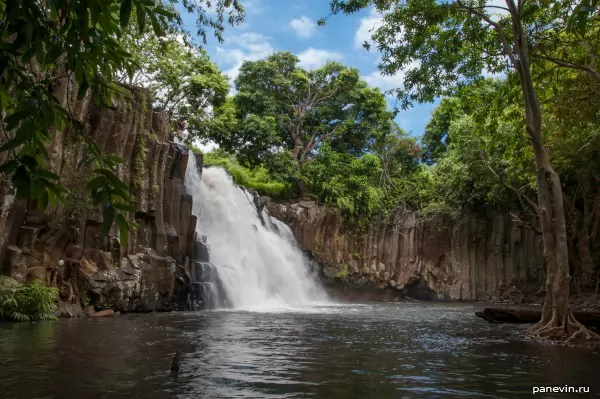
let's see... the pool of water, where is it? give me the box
[1,302,598,398]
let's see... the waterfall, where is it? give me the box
[184,154,329,311]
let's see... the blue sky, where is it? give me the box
[183,0,439,138]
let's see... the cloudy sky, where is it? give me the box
[182,0,440,138]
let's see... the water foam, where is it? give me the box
[185,155,330,311]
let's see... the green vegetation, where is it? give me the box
[2,0,599,340]
[203,151,293,198]
[0,278,58,322]
[0,0,244,246]
[326,0,600,341]
[336,264,350,280]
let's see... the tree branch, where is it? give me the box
[533,53,600,83]
[455,0,518,69]
[479,149,539,215]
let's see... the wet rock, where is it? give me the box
[57,301,84,318]
[266,200,545,301]
[323,266,338,280]
[6,246,27,283]
[89,309,115,317]
[0,85,200,312]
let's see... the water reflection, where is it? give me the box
[0,303,599,398]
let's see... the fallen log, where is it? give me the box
[475,308,600,330]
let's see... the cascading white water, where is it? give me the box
[185,154,329,311]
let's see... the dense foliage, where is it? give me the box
[325,0,600,340]
[203,150,293,198]
[0,278,58,322]
[118,29,230,138]
[200,52,394,195]
[2,0,600,336]
[0,0,243,245]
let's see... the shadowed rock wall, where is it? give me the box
[266,200,545,301]
[0,85,203,313]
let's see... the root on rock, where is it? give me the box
[527,310,600,344]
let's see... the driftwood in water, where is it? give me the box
[475,308,600,330]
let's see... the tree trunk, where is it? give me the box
[289,128,310,198]
[505,0,598,341]
[296,179,308,198]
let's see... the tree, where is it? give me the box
[0,0,243,244]
[204,51,393,195]
[328,0,598,341]
[118,31,230,139]
[420,98,461,165]
[533,1,600,82]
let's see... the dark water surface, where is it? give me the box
[1,302,599,398]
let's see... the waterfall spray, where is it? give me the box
[184,154,329,311]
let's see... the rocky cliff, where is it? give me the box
[266,200,546,301]
[0,85,204,315]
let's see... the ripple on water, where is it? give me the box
[0,302,599,399]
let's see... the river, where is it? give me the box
[1,302,599,398]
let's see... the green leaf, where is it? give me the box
[37,190,49,211]
[4,110,30,131]
[120,0,133,28]
[102,205,116,235]
[47,188,59,206]
[105,155,124,164]
[0,160,19,175]
[136,6,146,32]
[115,214,129,246]
[30,180,43,199]
[112,202,136,212]
[149,13,164,36]
[86,176,106,191]
[12,166,30,199]
[77,80,89,100]
[153,7,174,18]
[90,3,100,26]
[0,134,29,152]
[37,169,60,181]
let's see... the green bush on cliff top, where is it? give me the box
[203,151,293,198]
[0,278,58,322]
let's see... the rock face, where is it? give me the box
[267,200,546,301]
[0,85,204,312]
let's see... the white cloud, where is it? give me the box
[355,8,383,49]
[215,32,274,82]
[363,71,402,93]
[297,48,343,69]
[362,61,419,94]
[289,16,317,39]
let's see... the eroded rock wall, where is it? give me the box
[266,200,545,301]
[0,85,203,313]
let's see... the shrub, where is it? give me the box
[203,151,294,198]
[0,278,58,322]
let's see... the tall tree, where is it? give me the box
[328,0,598,341]
[118,31,229,138]
[206,52,392,195]
[420,98,461,165]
